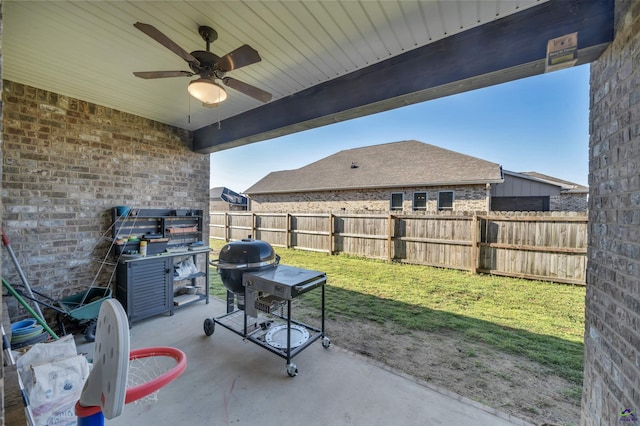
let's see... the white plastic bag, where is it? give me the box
[16,335,90,426]
[27,354,90,426]
[174,257,198,280]
[16,334,78,393]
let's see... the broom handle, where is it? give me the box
[2,229,46,321]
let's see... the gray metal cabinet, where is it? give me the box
[116,256,173,323]
[112,207,210,324]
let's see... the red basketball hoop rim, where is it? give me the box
[76,346,187,418]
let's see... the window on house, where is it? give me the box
[438,191,454,210]
[413,192,427,210]
[390,193,404,210]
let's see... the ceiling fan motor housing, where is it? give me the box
[190,26,223,78]
[189,51,223,78]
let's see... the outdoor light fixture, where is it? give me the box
[188,78,228,104]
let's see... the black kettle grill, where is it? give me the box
[213,238,279,309]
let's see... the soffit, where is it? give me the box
[3,1,545,132]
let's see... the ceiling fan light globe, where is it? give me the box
[188,78,228,104]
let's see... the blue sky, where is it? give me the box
[210,64,590,192]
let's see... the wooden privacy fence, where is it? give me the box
[210,211,588,285]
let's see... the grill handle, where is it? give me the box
[209,254,280,270]
[293,276,326,292]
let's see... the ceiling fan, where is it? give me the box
[132,22,272,106]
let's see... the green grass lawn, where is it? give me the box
[209,239,585,384]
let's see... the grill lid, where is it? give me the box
[218,238,277,268]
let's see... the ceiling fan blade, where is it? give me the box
[217,45,261,72]
[133,71,194,79]
[134,22,200,65]
[222,77,272,103]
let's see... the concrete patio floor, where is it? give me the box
[77,298,533,426]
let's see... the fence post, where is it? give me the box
[471,214,478,274]
[286,213,291,249]
[252,212,256,239]
[387,214,394,261]
[224,212,228,242]
[329,213,334,255]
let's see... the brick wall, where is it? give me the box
[1,81,210,319]
[550,193,588,211]
[0,2,5,424]
[248,185,488,213]
[210,200,232,211]
[583,1,640,424]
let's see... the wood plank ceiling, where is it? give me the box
[3,1,546,135]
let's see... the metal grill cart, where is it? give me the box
[204,239,330,377]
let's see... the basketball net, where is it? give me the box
[75,300,187,425]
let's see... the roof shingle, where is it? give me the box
[245,140,503,194]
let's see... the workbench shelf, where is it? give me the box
[175,272,206,281]
[111,207,204,249]
[111,207,209,324]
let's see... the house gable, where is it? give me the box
[492,171,587,211]
[492,171,562,197]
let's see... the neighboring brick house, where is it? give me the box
[209,187,248,211]
[492,171,588,212]
[245,140,504,213]
[245,140,588,213]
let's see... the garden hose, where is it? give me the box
[2,278,59,340]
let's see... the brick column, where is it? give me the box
[582,1,640,424]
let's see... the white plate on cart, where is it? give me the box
[265,324,310,349]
